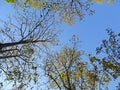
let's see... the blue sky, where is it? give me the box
[0,0,120,90]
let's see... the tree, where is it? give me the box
[0,0,117,89]
[43,36,111,90]
[4,0,115,25]
[96,29,120,78]
[88,29,120,89]
[0,0,94,89]
[0,9,57,89]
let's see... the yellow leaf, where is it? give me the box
[50,81,57,88]
[93,0,103,4]
[60,71,67,80]
[74,73,81,80]
[63,16,75,25]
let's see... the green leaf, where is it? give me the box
[6,74,13,80]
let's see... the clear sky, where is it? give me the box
[0,0,120,90]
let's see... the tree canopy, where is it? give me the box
[5,0,95,24]
[95,29,120,79]
[43,36,116,90]
[4,0,115,25]
[0,0,119,90]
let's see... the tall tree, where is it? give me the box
[0,9,57,89]
[43,36,111,90]
[96,29,120,78]
[89,29,120,89]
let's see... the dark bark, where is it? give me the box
[0,39,47,49]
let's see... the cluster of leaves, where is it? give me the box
[0,0,119,89]
[4,0,115,26]
[5,0,95,25]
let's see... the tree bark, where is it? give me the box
[0,39,47,49]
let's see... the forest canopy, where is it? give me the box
[0,0,119,90]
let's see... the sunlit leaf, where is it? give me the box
[93,0,103,4]
[5,0,16,3]
[50,81,57,88]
